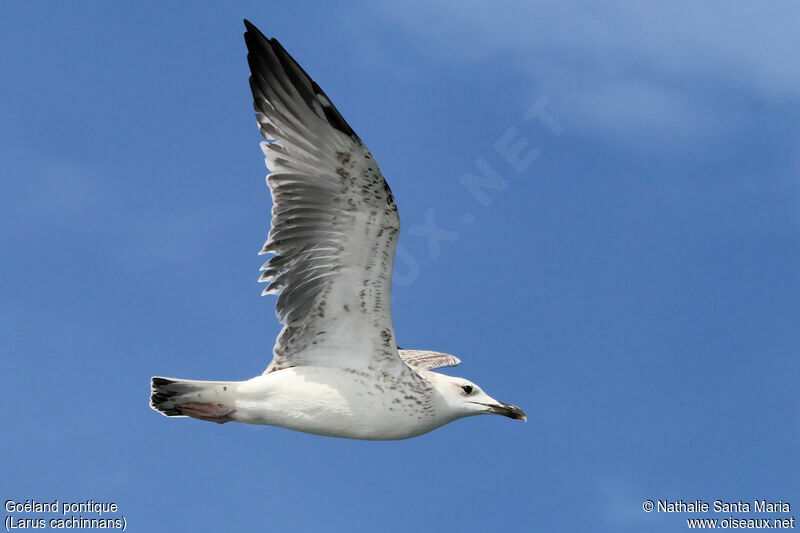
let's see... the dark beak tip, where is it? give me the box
[489,402,527,421]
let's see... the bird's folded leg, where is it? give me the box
[178,402,235,424]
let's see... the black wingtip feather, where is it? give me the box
[242,19,360,142]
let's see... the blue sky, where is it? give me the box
[2,1,798,531]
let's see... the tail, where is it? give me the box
[150,376,237,424]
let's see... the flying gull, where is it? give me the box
[150,20,526,440]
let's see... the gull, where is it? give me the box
[149,20,526,440]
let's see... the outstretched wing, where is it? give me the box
[399,350,462,371]
[244,21,402,372]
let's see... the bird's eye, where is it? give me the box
[461,385,473,395]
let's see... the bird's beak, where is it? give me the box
[486,402,527,421]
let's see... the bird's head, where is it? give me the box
[428,373,526,422]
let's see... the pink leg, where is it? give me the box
[179,402,235,424]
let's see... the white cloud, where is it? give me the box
[361,1,800,147]
[370,1,800,95]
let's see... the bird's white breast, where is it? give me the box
[230,366,447,440]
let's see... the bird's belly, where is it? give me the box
[231,367,441,440]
